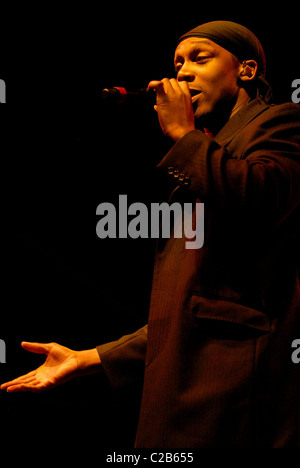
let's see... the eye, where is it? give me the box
[195,55,211,64]
[175,62,183,73]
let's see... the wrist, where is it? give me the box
[167,124,195,142]
[77,348,102,375]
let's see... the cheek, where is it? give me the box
[205,67,238,100]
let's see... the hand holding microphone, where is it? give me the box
[101,78,195,142]
[147,78,195,142]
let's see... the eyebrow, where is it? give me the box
[174,39,215,62]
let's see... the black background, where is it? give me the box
[0,4,299,459]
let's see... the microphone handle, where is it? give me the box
[101,87,156,104]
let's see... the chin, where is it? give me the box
[194,105,213,123]
[193,98,214,120]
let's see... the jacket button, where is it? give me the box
[168,166,174,175]
[173,169,180,178]
[178,173,185,182]
[183,176,190,186]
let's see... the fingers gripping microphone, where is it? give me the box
[101,87,156,104]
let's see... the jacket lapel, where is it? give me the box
[215,97,270,147]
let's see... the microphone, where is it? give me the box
[100,87,156,104]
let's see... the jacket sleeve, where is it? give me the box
[96,325,147,391]
[157,103,300,229]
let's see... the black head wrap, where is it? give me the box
[178,20,272,103]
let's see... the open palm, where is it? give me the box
[1,342,80,392]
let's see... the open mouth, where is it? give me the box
[189,89,202,103]
[189,89,202,112]
[189,89,201,96]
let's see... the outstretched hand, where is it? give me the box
[0,341,98,393]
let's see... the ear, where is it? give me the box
[239,60,258,81]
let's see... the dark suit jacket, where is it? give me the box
[97,98,300,448]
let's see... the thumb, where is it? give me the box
[21,342,52,355]
[147,80,162,92]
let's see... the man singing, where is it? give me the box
[2,21,300,448]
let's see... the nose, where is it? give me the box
[177,62,195,83]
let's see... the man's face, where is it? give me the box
[174,38,241,120]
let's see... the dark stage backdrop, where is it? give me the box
[0,5,299,459]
